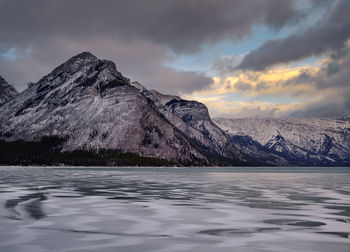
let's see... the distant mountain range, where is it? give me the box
[214,118,350,166]
[0,52,349,166]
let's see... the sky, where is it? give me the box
[0,0,349,119]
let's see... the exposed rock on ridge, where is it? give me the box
[214,118,350,166]
[0,52,215,165]
[0,75,18,105]
[2,52,347,166]
[131,82,248,164]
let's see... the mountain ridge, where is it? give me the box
[0,52,247,166]
[1,52,349,166]
[214,117,350,166]
[131,81,248,164]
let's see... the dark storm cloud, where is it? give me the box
[237,0,350,71]
[0,0,305,94]
[0,0,302,54]
[0,37,212,94]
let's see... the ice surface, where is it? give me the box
[0,166,349,252]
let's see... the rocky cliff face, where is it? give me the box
[0,52,251,166]
[0,75,18,105]
[0,52,215,165]
[131,82,247,164]
[2,52,348,166]
[214,118,350,166]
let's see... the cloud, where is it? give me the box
[183,94,303,118]
[212,54,245,75]
[210,65,315,96]
[0,0,304,94]
[0,0,303,54]
[275,46,350,118]
[279,46,350,91]
[288,90,350,118]
[235,81,253,92]
[237,0,350,70]
[184,39,350,119]
[0,37,213,94]
[185,55,350,118]
[1,0,348,119]
[220,49,350,118]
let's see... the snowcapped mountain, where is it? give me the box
[0,75,18,105]
[131,82,247,164]
[0,52,248,166]
[213,118,350,166]
[1,52,348,166]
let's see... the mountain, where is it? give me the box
[213,118,350,166]
[0,52,247,166]
[131,82,247,164]
[2,52,348,167]
[0,75,18,105]
[339,117,350,122]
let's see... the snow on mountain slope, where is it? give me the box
[213,118,350,165]
[131,82,248,164]
[0,75,18,105]
[2,52,346,166]
[0,52,212,165]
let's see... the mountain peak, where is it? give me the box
[74,51,97,59]
[64,51,98,66]
[34,51,126,94]
[0,75,10,86]
[63,51,98,66]
[47,51,99,78]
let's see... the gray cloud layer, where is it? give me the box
[1,0,348,118]
[0,0,305,94]
[283,47,350,118]
[0,0,302,53]
[288,89,350,119]
[237,0,350,70]
[0,37,213,95]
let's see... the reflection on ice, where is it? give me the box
[264,219,326,227]
[199,227,281,236]
[0,167,349,252]
[4,192,47,220]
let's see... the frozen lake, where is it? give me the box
[0,166,349,252]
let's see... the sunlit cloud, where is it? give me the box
[0,0,348,119]
[182,93,304,118]
[182,52,349,118]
